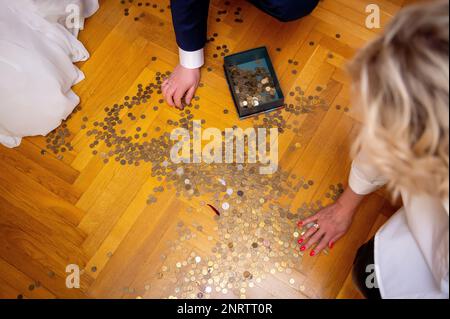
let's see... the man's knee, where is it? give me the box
[270,0,319,22]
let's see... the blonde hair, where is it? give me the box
[349,0,449,201]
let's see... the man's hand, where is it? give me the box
[162,65,200,109]
[298,187,365,256]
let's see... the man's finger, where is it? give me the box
[166,85,176,107]
[174,87,185,109]
[162,81,170,98]
[185,85,197,106]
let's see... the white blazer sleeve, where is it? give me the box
[348,151,389,195]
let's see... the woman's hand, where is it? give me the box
[299,187,365,256]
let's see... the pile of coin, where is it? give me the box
[285,86,328,116]
[228,64,277,109]
[153,177,345,299]
[41,54,338,298]
[80,72,194,166]
[233,6,244,23]
[213,1,244,24]
[43,103,84,158]
[212,44,230,59]
[120,0,171,21]
[45,124,73,157]
[288,59,300,75]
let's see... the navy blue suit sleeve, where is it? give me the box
[170,0,210,52]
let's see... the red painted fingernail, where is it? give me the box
[297,221,303,228]
[298,238,304,245]
[300,246,306,251]
[329,241,334,249]
[310,250,316,257]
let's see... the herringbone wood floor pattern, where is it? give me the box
[0,0,417,299]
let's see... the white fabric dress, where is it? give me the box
[0,0,99,148]
[349,151,449,299]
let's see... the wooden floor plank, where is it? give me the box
[0,258,56,299]
[0,147,82,205]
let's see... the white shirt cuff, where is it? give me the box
[348,163,385,195]
[179,47,204,69]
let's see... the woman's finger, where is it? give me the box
[300,229,324,254]
[300,211,323,226]
[303,229,325,250]
[313,234,332,256]
[328,233,345,249]
[301,224,319,241]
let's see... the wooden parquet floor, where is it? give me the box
[0,0,417,299]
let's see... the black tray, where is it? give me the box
[223,47,285,119]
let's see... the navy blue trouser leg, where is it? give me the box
[249,0,320,22]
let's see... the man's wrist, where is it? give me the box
[179,47,204,69]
